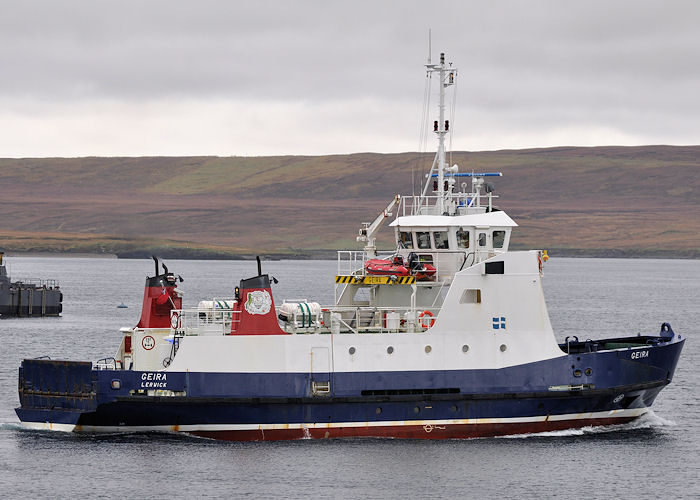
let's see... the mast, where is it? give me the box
[425,52,456,215]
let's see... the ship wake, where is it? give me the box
[496,411,676,439]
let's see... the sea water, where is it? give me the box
[0,257,698,499]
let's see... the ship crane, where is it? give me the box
[357,194,401,258]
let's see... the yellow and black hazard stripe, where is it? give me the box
[394,276,416,285]
[335,275,361,284]
[335,275,416,285]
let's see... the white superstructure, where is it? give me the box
[113,51,558,379]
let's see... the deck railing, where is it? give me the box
[398,193,498,217]
[8,277,60,288]
[336,250,367,277]
[170,304,441,337]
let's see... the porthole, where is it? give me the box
[573,369,582,377]
[414,406,420,414]
[387,346,394,355]
[450,405,458,413]
[376,407,382,414]
[500,344,507,352]
[584,368,593,376]
[348,346,356,355]
[424,345,432,354]
[462,345,469,353]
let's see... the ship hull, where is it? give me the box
[16,336,682,441]
[188,413,644,440]
[19,408,645,441]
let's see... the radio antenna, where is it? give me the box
[427,28,432,65]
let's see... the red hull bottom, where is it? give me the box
[189,416,639,442]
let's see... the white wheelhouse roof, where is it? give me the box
[390,211,518,228]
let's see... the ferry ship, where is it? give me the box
[0,251,62,317]
[15,52,684,440]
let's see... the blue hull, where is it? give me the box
[16,333,684,440]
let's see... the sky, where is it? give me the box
[1,0,698,157]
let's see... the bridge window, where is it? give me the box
[433,231,449,249]
[493,230,506,249]
[399,231,413,249]
[478,232,487,247]
[456,228,470,248]
[416,232,431,249]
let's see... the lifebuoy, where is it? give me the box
[170,311,180,329]
[418,310,435,328]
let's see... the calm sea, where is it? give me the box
[0,256,698,499]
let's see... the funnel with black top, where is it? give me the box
[230,256,287,335]
[135,256,182,329]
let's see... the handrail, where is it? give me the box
[170,304,442,337]
[398,193,499,217]
[459,252,475,271]
[9,278,60,288]
[336,314,357,335]
[95,357,117,370]
[430,281,449,308]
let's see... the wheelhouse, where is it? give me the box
[391,211,517,281]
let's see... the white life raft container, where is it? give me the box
[278,301,322,329]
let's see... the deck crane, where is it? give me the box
[356,194,401,259]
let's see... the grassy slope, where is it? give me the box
[1,145,698,258]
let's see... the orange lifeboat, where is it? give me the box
[364,253,436,281]
[364,255,410,276]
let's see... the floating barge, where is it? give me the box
[0,252,62,317]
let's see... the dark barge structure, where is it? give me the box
[0,251,62,317]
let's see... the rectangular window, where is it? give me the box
[400,231,414,249]
[478,232,487,247]
[416,232,431,249]
[456,228,470,248]
[459,289,482,304]
[433,231,449,249]
[485,261,504,274]
[493,230,506,249]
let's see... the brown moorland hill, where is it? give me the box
[1,145,698,258]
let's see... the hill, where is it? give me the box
[1,145,699,258]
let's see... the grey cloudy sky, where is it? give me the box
[1,0,698,157]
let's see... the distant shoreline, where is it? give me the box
[5,251,119,259]
[4,248,699,260]
[2,147,699,261]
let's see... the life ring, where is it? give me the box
[418,310,435,328]
[170,311,180,329]
[538,253,543,274]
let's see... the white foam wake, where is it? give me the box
[497,411,675,439]
[0,422,24,431]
